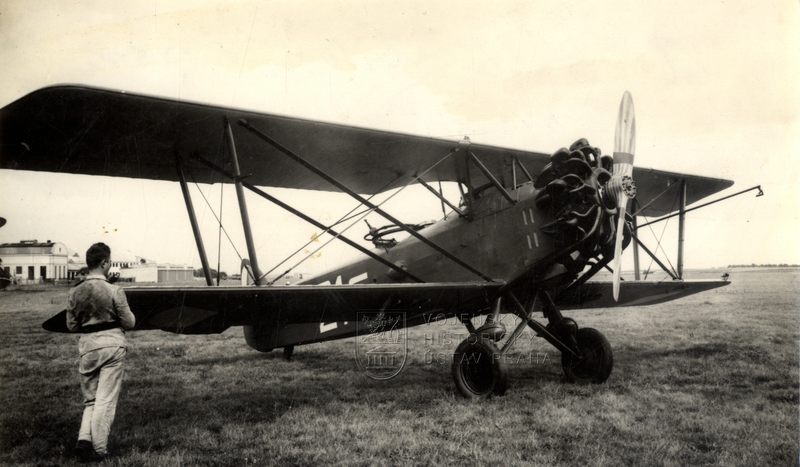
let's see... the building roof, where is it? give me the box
[0,240,55,248]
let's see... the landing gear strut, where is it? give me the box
[451,290,613,398]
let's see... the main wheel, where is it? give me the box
[452,335,508,398]
[561,327,613,384]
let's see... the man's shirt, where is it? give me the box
[67,274,136,356]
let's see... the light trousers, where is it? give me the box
[78,346,126,455]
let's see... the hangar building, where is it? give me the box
[0,241,194,284]
[0,240,69,284]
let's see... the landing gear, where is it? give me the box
[452,335,508,398]
[561,328,613,384]
[536,291,613,384]
[282,345,294,361]
[450,291,613,396]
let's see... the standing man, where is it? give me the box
[66,243,135,462]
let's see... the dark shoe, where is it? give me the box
[79,451,105,463]
[74,440,93,460]
[75,441,105,463]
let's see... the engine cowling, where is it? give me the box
[533,138,630,280]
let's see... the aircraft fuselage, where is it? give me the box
[301,181,555,285]
[243,181,560,351]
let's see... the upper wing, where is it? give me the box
[42,282,502,334]
[631,168,733,217]
[0,85,543,193]
[1,85,732,214]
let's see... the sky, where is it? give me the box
[1,0,798,277]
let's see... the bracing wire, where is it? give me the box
[260,149,457,284]
[188,173,245,264]
[259,174,405,284]
[652,195,679,276]
[258,195,385,282]
[640,193,679,279]
[267,182,407,285]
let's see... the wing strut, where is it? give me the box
[237,119,494,282]
[677,180,686,279]
[416,178,466,217]
[226,119,265,285]
[176,155,213,286]
[629,231,678,280]
[468,151,516,204]
[191,155,425,283]
[514,157,534,184]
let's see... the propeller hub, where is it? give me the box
[621,176,637,199]
[601,174,637,208]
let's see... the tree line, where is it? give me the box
[193,268,228,280]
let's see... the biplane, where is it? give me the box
[0,86,762,397]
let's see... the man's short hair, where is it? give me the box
[86,243,111,269]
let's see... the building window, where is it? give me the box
[28,266,34,280]
[16,266,22,275]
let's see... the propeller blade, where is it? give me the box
[615,90,636,156]
[611,91,636,301]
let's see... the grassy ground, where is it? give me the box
[0,270,797,466]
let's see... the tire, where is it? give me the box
[452,335,508,398]
[561,328,613,384]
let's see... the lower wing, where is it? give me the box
[43,280,728,335]
[43,282,502,334]
[557,280,729,309]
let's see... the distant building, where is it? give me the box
[157,264,194,283]
[110,255,158,283]
[0,240,69,284]
[112,258,193,284]
[67,253,87,280]
[0,240,194,285]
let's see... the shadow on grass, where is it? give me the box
[636,342,730,359]
[633,342,773,364]
[0,405,78,461]
[184,351,278,366]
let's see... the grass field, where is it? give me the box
[1,269,797,466]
